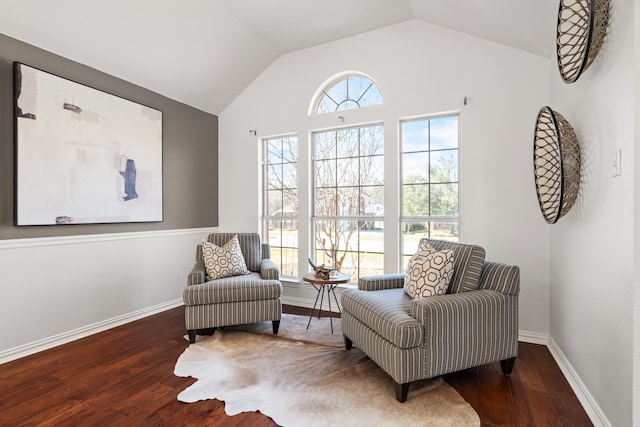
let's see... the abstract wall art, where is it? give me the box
[14,62,163,225]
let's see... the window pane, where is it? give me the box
[360,125,384,156]
[403,184,429,216]
[325,79,348,107]
[430,183,458,216]
[282,190,297,216]
[267,163,283,190]
[360,223,384,252]
[282,162,297,189]
[357,84,383,108]
[267,189,283,216]
[361,186,384,216]
[402,119,428,153]
[267,139,282,163]
[337,187,359,216]
[315,132,336,159]
[361,155,384,186]
[347,76,372,102]
[315,96,337,114]
[430,116,458,150]
[430,221,459,240]
[282,137,298,161]
[315,159,336,188]
[315,187,337,216]
[401,222,430,255]
[337,157,358,185]
[265,219,299,277]
[336,128,359,158]
[359,252,385,277]
[430,150,458,183]
[403,152,429,183]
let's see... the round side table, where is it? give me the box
[302,272,351,334]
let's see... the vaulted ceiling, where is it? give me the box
[0,0,557,115]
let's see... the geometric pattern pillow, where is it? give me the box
[406,240,437,272]
[403,249,454,299]
[202,234,250,281]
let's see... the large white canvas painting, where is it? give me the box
[14,63,163,225]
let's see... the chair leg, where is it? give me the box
[187,330,197,344]
[394,382,409,403]
[272,320,280,334]
[343,335,353,350]
[500,357,516,375]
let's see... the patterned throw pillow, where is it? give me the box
[202,234,250,281]
[404,248,454,299]
[406,240,436,272]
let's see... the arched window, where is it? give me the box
[312,74,383,114]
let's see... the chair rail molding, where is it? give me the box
[0,227,219,250]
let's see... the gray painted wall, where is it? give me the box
[0,33,218,239]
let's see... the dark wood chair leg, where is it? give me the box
[394,382,409,403]
[272,320,280,334]
[500,357,516,375]
[343,335,353,350]
[187,330,197,344]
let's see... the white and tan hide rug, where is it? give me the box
[174,314,480,427]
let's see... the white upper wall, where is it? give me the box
[549,1,635,425]
[219,19,552,335]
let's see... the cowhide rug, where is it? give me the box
[174,314,479,427]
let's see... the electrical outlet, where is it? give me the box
[612,149,622,177]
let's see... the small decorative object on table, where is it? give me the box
[308,258,335,280]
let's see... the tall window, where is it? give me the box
[314,75,383,114]
[401,115,459,266]
[313,125,384,279]
[263,136,298,277]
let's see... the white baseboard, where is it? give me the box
[0,298,183,365]
[282,295,342,313]
[547,337,611,427]
[518,330,549,345]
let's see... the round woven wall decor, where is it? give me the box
[556,0,609,83]
[533,107,581,224]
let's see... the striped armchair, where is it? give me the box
[341,239,519,402]
[183,233,283,344]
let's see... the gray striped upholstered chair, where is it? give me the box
[183,233,283,344]
[341,238,519,402]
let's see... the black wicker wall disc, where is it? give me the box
[556,0,609,83]
[533,107,581,224]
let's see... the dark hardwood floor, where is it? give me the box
[0,306,592,426]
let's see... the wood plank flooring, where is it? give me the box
[0,306,592,426]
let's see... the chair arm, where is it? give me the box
[478,261,520,296]
[358,274,406,291]
[260,258,280,280]
[410,289,519,377]
[188,261,206,286]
